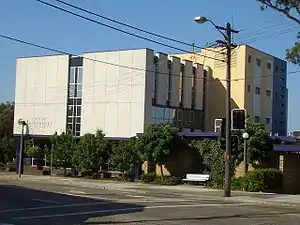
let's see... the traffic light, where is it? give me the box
[232,109,246,130]
[221,118,226,138]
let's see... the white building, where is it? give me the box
[13,49,208,139]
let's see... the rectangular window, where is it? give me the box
[247,85,251,92]
[280,94,284,99]
[280,103,284,107]
[67,117,72,123]
[248,55,252,63]
[76,106,82,116]
[75,124,81,132]
[67,106,73,117]
[275,66,278,73]
[280,112,284,115]
[69,67,76,83]
[69,84,75,97]
[66,124,72,133]
[177,109,182,121]
[256,58,261,66]
[280,77,285,81]
[266,90,271,97]
[265,117,270,124]
[76,84,82,97]
[255,87,260,95]
[254,116,260,123]
[267,62,271,70]
[77,67,83,83]
[189,111,194,122]
[76,117,81,123]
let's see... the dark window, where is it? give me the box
[67,117,72,123]
[280,94,284,99]
[76,132,81,137]
[280,121,284,124]
[254,116,260,123]
[75,124,81,132]
[280,77,285,81]
[76,106,81,116]
[265,118,270,124]
[281,103,284,107]
[275,66,278,73]
[280,112,284,115]
[266,90,271,97]
[76,99,82,105]
[267,62,271,70]
[256,58,261,66]
[255,87,260,95]
[248,55,252,63]
[67,106,73,116]
[247,85,251,92]
[76,117,81,123]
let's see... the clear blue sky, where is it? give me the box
[0,0,299,132]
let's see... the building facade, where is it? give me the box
[174,45,288,135]
[13,49,207,139]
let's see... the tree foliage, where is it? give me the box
[233,119,273,165]
[136,124,182,177]
[109,137,140,176]
[192,139,226,187]
[48,132,75,171]
[24,139,41,158]
[72,130,107,173]
[0,102,15,163]
[0,135,15,163]
[257,0,300,65]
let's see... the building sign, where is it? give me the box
[28,117,53,130]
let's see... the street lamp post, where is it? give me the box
[194,16,239,197]
[242,132,249,175]
[17,119,27,178]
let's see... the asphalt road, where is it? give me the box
[1,180,300,225]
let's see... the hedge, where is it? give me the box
[232,168,282,192]
[141,173,183,185]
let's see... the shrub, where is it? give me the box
[154,176,183,185]
[141,172,157,183]
[232,168,282,192]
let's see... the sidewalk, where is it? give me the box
[1,172,300,206]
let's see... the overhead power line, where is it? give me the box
[0,33,298,84]
[53,0,219,54]
[37,0,224,62]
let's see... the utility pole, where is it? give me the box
[17,119,27,178]
[194,16,239,197]
[224,22,232,197]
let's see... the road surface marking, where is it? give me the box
[32,199,60,204]
[0,223,15,225]
[69,190,86,194]
[14,202,257,220]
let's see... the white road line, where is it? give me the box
[0,202,112,213]
[0,198,192,214]
[32,199,60,205]
[69,190,86,194]
[14,203,257,220]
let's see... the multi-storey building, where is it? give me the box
[13,49,208,139]
[174,45,288,135]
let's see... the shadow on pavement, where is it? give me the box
[0,183,144,225]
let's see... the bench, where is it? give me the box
[182,174,210,184]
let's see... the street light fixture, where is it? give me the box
[194,16,239,197]
[242,132,249,175]
[17,119,27,178]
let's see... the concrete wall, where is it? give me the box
[82,49,151,138]
[245,46,273,131]
[174,45,277,132]
[14,55,69,135]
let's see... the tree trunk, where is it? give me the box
[160,164,164,181]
